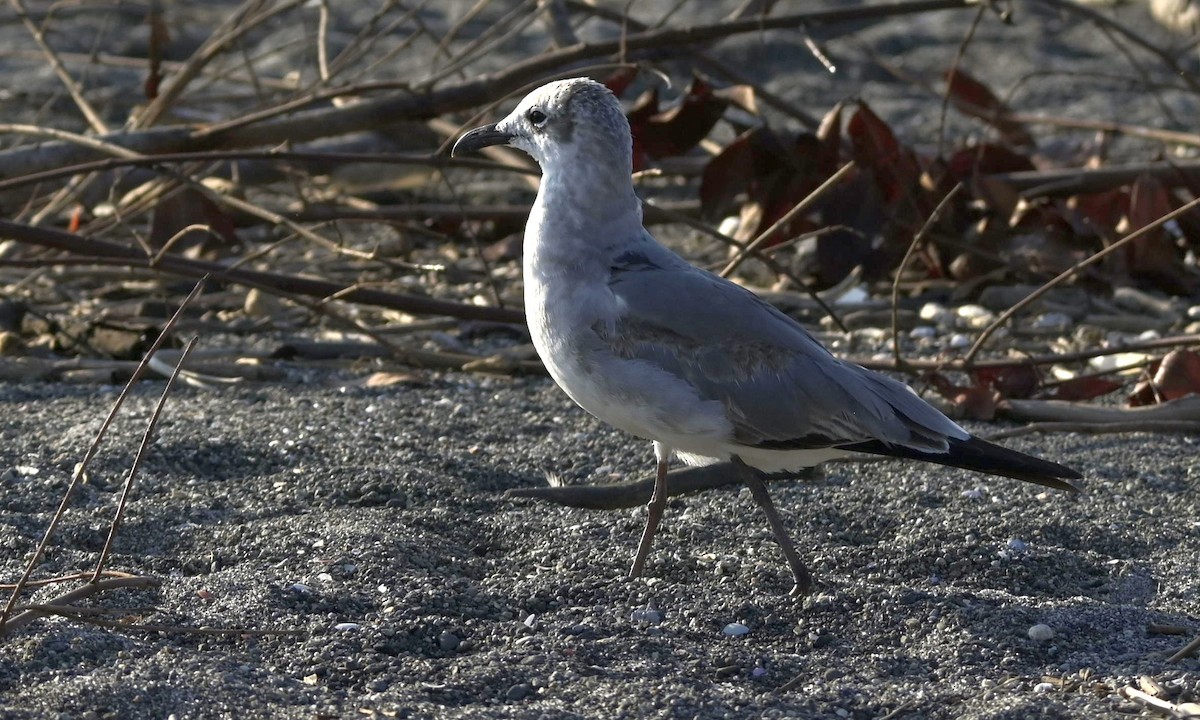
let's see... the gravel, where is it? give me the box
[1,375,1197,718]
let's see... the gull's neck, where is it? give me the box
[528,150,643,259]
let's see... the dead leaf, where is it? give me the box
[971,363,1040,399]
[1123,174,1196,294]
[847,102,921,204]
[1043,376,1123,401]
[148,186,239,257]
[699,126,788,218]
[629,75,729,169]
[1128,349,1200,405]
[1065,187,1127,239]
[364,371,421,387]
[145,1,169,100]
[712,84,758,115]
[603,66,639,98]
[946,143,1035,179]
[943,69,1034,147]
[926,372,997,420]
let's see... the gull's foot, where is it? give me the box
[789,564,815,597]
[789,576,814,597]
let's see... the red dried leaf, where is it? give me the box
[144,3,169,100]
[148,187,239,256]
[926,372,997,420]
[1066,187,1127,238]
[815,101,843,176]
[971,363,1040,399]
[1128,349,1200,406]
[699,126,790,218]
[814,171,880,286]
[1125,174,1195,294]
[943,69,1034,147]
[848,101,902,164]
[68,205,84,233]
[1128,173,1173,232]
[712,84,758,114]
[603,67,639,98]
[629,76,729,169]
[946,143,1035,179]
[846,102,921,205]
[1044,376,1123,402]
[626,87,660,172]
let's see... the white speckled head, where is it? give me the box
[453,78,632,179]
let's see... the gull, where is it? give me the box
[452,77,1080,595]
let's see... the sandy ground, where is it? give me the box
[2,1,1200,718]
[0,377,1197,719]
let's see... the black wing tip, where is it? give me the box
[843,435,1082,492]
[954,436,1083,487]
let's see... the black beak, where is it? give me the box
[451,124,513,156]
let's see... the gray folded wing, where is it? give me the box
[603,247,967,453]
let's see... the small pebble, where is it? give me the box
[1033,682,1054,693]
[1028,623,1056,641]
[919,302,950,322]
[1007,538,1029,552]
[956,304,995,328]
[630,608,665,624]
[961,488,984,500]
[1031,312,1073,331]
[1187,305,1200,320]
[909,326,937,339]
[334,622,361,632]
[948,333,970,349]
[834,284,869,305]
[722,622,751,637]
[505,683,531,701]
[438,631,460,652]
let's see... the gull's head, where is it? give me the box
[451,78,631,176]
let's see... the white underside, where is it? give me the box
[676,445,854,473]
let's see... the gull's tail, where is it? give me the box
[841,436,1082,492]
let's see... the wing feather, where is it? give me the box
[603,249,966,453]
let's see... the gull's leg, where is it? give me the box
[733,457,814,596]
[629,442,671,578]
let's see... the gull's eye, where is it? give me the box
[527,108,548,128]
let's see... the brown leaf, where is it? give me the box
[364,371,422,387]
[1065,188,1127,239]
[630,76,728,167]
[603,67,639,98]
[815,101,843,177]
[712,84,758,114]
[144,2,169,100]
[1124,174,1195,294]
[971,363,1040,399]
[946,143,1035,179]
[846,102,921,206]
[926,372,997,420]
[943,69,1034,147]
[1128,349,1200,406]
[1043,376,1122,401]
[148,187,239,257]
[699,126,788,217]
